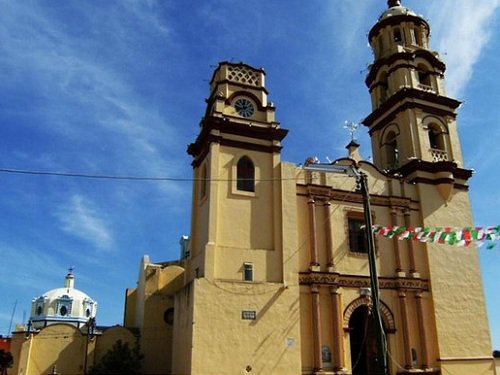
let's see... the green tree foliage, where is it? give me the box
[0,350,13,375]
[88,340,143,375]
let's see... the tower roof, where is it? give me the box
[369,0,429,41]
[379,0,417,21]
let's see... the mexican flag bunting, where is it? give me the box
[369,224,500,250]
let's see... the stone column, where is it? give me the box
[324,201,335,271]
[404,209,418,275]
[391,208,403,273]
[415,292,430,368]
[398,291,413,369]
[308,198,319,269]
[311,285,323,372]
[330,287,345,370]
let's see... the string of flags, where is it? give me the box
[370,225,500,249]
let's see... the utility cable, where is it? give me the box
[0,167,347,182]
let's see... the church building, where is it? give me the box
[124,1,495,375]
[8,1,495,375]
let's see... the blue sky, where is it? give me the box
[1,0,500,350]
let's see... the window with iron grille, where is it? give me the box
[348,217,368,254]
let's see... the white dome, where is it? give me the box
[30,271,97,329]
[43,286,92,301]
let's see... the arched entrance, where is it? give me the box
[349,305,387,375]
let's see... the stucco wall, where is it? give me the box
[189,278,301,375]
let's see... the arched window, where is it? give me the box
[237,156,255,192]
[428,124,445,150]
[384,131,399,169]
[393,28,403,43]
[427,123,448,162]
[417,64,432,87]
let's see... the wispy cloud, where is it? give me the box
[0,2,182,174]
[0,1,192,207]
[426,0,500,98]
[56,195,114,250]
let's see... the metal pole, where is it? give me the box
[359,173,387,375]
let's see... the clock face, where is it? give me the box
[234,98,255,118]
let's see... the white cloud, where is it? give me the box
[56,195,114,250]
[426,0,500,97]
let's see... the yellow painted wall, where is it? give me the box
[12,324,88,375]
[171,282,195,375]
[189,278,301,375]
[419,186,493,359]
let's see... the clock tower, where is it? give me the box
[187,61,288,283]
[178,61,301,375]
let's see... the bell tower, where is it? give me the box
[363,0,473,198]
[187,61,288,281]
[361,2,494,372]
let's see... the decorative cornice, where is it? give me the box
[299,185,417,210]
[369,14,430,41]
[395,159,473,182]
[298,271,429,291]
[408,177,469,191]
[363,88,461,130]
[187,116,288,167]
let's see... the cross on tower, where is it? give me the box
[343,121,359,141]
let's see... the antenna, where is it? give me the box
[8,300,17,336]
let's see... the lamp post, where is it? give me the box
[303,161,388,375]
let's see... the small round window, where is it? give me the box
[60,306,68,316]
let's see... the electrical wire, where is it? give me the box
[0,167,349,182]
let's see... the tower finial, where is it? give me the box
[343,121,359,142]
[388,0,401,7]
